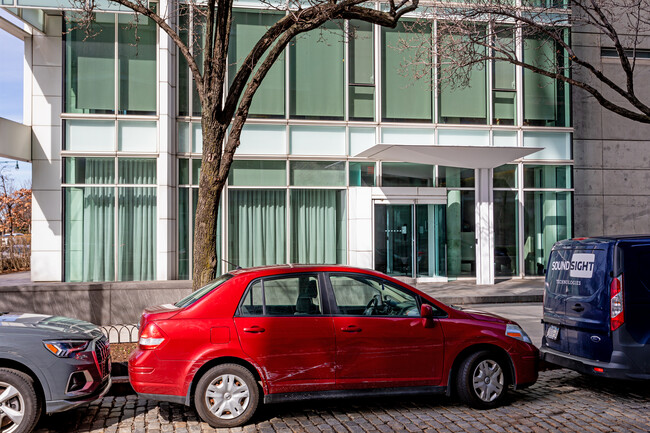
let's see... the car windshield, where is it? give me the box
[175,274,233,308]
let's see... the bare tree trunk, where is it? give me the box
[192,110,228,289]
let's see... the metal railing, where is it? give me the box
[100,324,139,344]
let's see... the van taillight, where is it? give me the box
[610,274,624,331]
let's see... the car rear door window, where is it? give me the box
[329,274,419,316]
[238,274,322,316]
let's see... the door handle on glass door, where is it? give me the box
[341,326,362,333]
[243,326,265,333]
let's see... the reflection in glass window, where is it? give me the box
[493,165,517,189]
[437,166,475,188]
[349,21,375,121]
[382,162,434,187]
[494,191,519,276]
[446,190,475,278]
[524,191,572,276]
[524,165,572,189]
[290,161,346,187]
[349,162,375,187]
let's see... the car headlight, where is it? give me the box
[505,324,532,344]
[43,340,90,358]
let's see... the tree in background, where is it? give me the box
[0,167,31,235]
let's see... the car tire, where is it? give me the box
[194,363,259,428]
[0,368,41,433]
[456,350,509,409]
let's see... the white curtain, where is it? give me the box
[229,190,286,268]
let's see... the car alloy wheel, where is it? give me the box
[0,369,40,433]
[204,373,250,419]
[194,364,259,428]
[471,360,504,403]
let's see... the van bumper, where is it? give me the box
[540,347,650,380]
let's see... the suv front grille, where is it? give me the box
[94,336,111,378]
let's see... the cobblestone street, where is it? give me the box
[34,369,650,433]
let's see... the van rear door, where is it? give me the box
[544,243,613,360]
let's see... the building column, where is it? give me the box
[475,168,494,285]
[156,0,176,280]
[30,15,63,281]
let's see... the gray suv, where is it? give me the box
[0,312,111,433]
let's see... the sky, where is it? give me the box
[0,9,33,188]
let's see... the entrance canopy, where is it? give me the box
[354,144,543,169]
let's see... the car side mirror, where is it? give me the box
[420,304,435,328]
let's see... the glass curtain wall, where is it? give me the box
[523,165,573,276]
[64,157,157,282]
[65,12,156,115]
[492,27,516,125]
[493,165,519,276]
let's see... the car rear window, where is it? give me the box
[546,248,609,297]
[175,274,233,308]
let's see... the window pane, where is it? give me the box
[119,158,157,184]
[290,126,346,156]
[118,14,156,114]
[382,162,433,187]
[524,191,572,276]
[493,164,517,189]
[65,157,115,184]
[118,121,157,152]
[330,274,418,317]
[118,187,157,281]
[192,159,201,185]
[446,190,475,278]
[179,158,189,185]
[65,120,115,151]
[494,191,518,276]
[228,160,286,186]
[178,8,190,116]
[228,189,286,268]
[178,187,190,279]
[290,21,344,119]
[382,22,432,122]
[523,33,570,127]
[493,91,516,125]
[439,37,487,124]
[437,167,475,188]
[349,127,376,156]
[238,124,286,155]
[523,131,572,160]
[290,161,346,187]
[264,275,321,316]
[65,13,115,114]
[349,21,374,121]
[64,187,115,282]
[290,190,346,264]
[524,165,572,189]
[239,281,263,316]
[349,162,375,187]
[229,10,285,118]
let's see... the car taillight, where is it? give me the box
[610,274,624,331]
[139,322,166,350]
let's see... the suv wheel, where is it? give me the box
[456,350,508,409]
[194,364,259,428]
[0,368,41,433]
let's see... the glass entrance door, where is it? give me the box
[374,203,446,278]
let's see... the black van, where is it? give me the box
[540,236,650,380]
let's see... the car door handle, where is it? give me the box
[341,326,362,333]
[571,304,585,312]
[243,326,265,333]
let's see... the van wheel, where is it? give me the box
[456,351,508,409]
[194,364,259,428]
[0,368,41,433]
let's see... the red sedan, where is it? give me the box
[129,265,538,427]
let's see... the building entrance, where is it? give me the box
[374,203,446,280]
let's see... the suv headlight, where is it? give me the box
[43,340,90,358]
[505,324,532,344]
